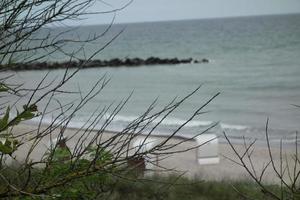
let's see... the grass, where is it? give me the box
[108,175,280,200]
[0,166,283,200]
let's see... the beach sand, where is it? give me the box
[7,123,298,184]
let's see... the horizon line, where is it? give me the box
[112,12,300,26]
[47,12,300,28]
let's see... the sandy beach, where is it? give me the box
[7,123,297,184]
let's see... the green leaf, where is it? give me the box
[0,83,9,93]
[0,107,10,130]
[10,104,38,126]
[0,143,13,154]
[0,138,18,154]
[19,110,35,120]
[52,148,71,162]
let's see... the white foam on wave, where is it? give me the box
[220,123,248,131]
[28,116,116,131]
[154,117,213,127]
[27,116,57,125]
[108,114,139,123]
[26,114,216,135]
[26,115,298,147]
[110,114,214,128]
[28,114,248,133]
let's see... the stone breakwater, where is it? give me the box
[1,57,209,71]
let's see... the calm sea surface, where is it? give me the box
[4,14,300,144]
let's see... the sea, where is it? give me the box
[3,14,300,145]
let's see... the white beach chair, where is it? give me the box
[132,137,159,170]
[195,134,219,165]
[133,137,157,153]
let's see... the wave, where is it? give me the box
[220,123,248,130]
[26,114,219,136]
[25,114,299,146]
[109,114,214,128]
[28,113,251,132]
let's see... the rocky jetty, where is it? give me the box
[0,57,209,71]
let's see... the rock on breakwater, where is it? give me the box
[1,57,209,71]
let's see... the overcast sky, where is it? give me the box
[83,0,300,24]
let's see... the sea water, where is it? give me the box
[3,14,300,144]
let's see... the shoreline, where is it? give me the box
[7,123,297,184]
[24,120,299,148]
